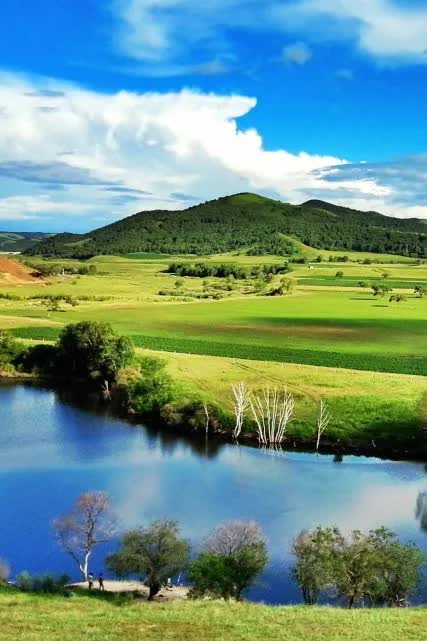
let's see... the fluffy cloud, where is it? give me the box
[111,0,427,70]
[275,0,427,64]
[0,71,426,230]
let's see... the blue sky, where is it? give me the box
[1,0,427,231]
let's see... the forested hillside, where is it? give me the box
[26,193,427,258]
[0,232,51,253]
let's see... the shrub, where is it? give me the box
[189,521,268,601]
[128,356,175,415]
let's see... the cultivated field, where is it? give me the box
[1,255,426,375]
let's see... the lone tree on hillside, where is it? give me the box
[53,491,117,582]
[107,520,190,600]
[189,521,268,601]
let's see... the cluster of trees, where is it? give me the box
[1,321,135,386]
[232,382,329,448]
[7,491,419,607]
[292,526,425,608]
[50,492,268,601]
[167,262,291,280]
[23,259,97,278]
[26,194,427,259]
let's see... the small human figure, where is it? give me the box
[88,573,94,590]
[98,573,105,591]
[166,577,172,590]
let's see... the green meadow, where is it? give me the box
[0,588,426,641]
[1,255,426,375]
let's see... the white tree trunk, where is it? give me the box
[250,386,294,445]
[316,400,331,451]
[232,382,250,439]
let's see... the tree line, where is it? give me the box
[166,262,291,279]
[1,491,425,607]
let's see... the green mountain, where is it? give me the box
[25,193,427,259]
[0,231,52,253]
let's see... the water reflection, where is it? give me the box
[1,381,427,604]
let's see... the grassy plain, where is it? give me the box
[0,588,426,641]
[0,255,426,375]
[0,253,425,447]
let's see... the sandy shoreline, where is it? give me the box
[69,580,189,601]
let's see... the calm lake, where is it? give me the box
[1,382,427,604]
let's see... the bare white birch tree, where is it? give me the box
[316,400,331,451]
[231,382,250,439]
[250,386,294,445]
[53,491,118,582]
[202,401,210,435]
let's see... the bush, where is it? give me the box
[128,356,175,415]
[161,399,222,433]
[0,333,23,368]
[291,526,426,608]
[189,522,268,601]
[16,572,70,594]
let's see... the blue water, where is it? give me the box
[1,382,427,604]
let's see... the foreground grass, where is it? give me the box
[0,589,425,641]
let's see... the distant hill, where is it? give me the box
[0,231,52,253]
[25,194,427,259]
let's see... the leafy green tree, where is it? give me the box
[372,284,392,297]
[189,521,268,600]
[0,332,22,368]
[127,356,175,414]
[291,527,341,605]
[335,271,344,279]
[107,520,190,600]
[414,285,426,298]
[58,321,134,383]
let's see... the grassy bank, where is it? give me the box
[0,588,426,641]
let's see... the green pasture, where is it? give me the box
[1,588,426,641]
[0,255,426,375]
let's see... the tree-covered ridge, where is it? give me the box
[0,231,51,253]
[27,193,427,258]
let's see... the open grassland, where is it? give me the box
[0,255,426,375]
[147,351,427,447]
[0,589,425,641]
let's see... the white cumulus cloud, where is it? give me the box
[0,70,426,229]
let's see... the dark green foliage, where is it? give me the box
[16,572,70,594]
[107,520,190,600]
[189,521,268,601]
[160,399,223,433]
[57,321,134,383]
[0,332,22,367]
[127,356,175,415]
[23,259,97,277]
[26,194,427,259]
[291,526,426,608]
[167,262,290,279]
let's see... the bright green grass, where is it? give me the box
[0,589,425,641]
[1,257,426,375]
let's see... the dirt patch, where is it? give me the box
[0,257,40,284]
[70,580,189,602]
